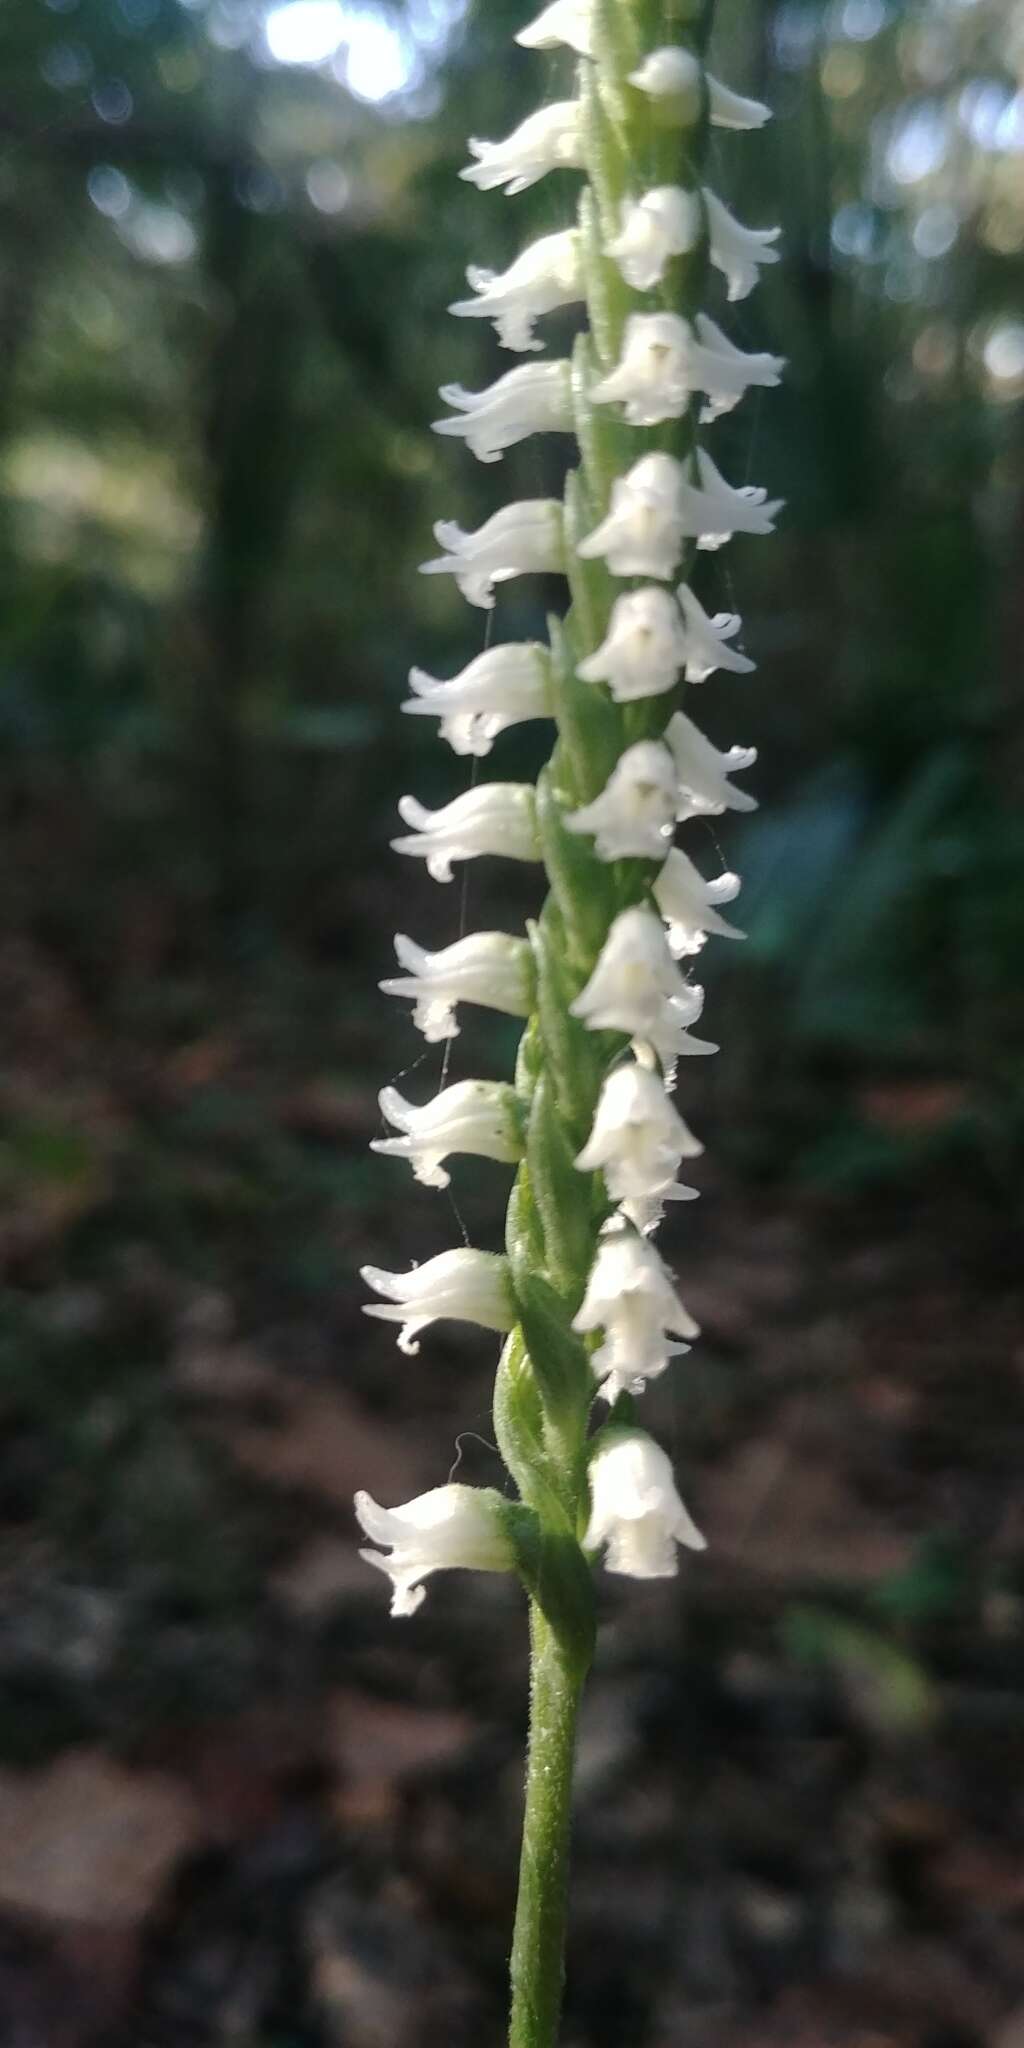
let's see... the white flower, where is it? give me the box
[703,186,781,302]
[449,229,582,352]
[565,741,677,861]
[627,47,770,133]
[404,643,551,757]
[372,1079,522,1188]
[572,1226,699,1400]
[654,847,744,956]
[676,582,755,680]
[515,0,592,57]
[355,1483,513,1616]
[591,312,784,429]
[420,499,563,610]
[666,709,758,820]
[461,102,584,195]
[577,452,686,580]
[433,361,572,465]
[381,929,533,1041]
[361,1247,514,1355]
[569,904,717,1066]
[689,312,785,422]
[591,312,695,426]
[577,586,687,701]
[575,1058,702,1221]
[607,187,700,291]
[585,1430,705,1577]
[678,446,782,551]
[391,783,539,883]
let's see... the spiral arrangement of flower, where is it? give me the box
[355,2,783,2037]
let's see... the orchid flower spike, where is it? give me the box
[420,499,564,609]
[391,782,539,883]
[361,1247,515,1354]
[372,1080,523,1189]
[654,847,744,957]
[585,1431,706,1578]
[433,361,572,465]
[569,904,718,1066]
[381,929,533,1041]
[362,0,786,2014]
[403,642,551,757]
[449,228,583,352]
[355,1484,514,1616]
[461,102,584,195]
[572,1225,699,1401]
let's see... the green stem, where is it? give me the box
[508,1607,590,2048]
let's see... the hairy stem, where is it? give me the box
[509,1608,590,2048]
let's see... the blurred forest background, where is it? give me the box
[1,0,1023,2041]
